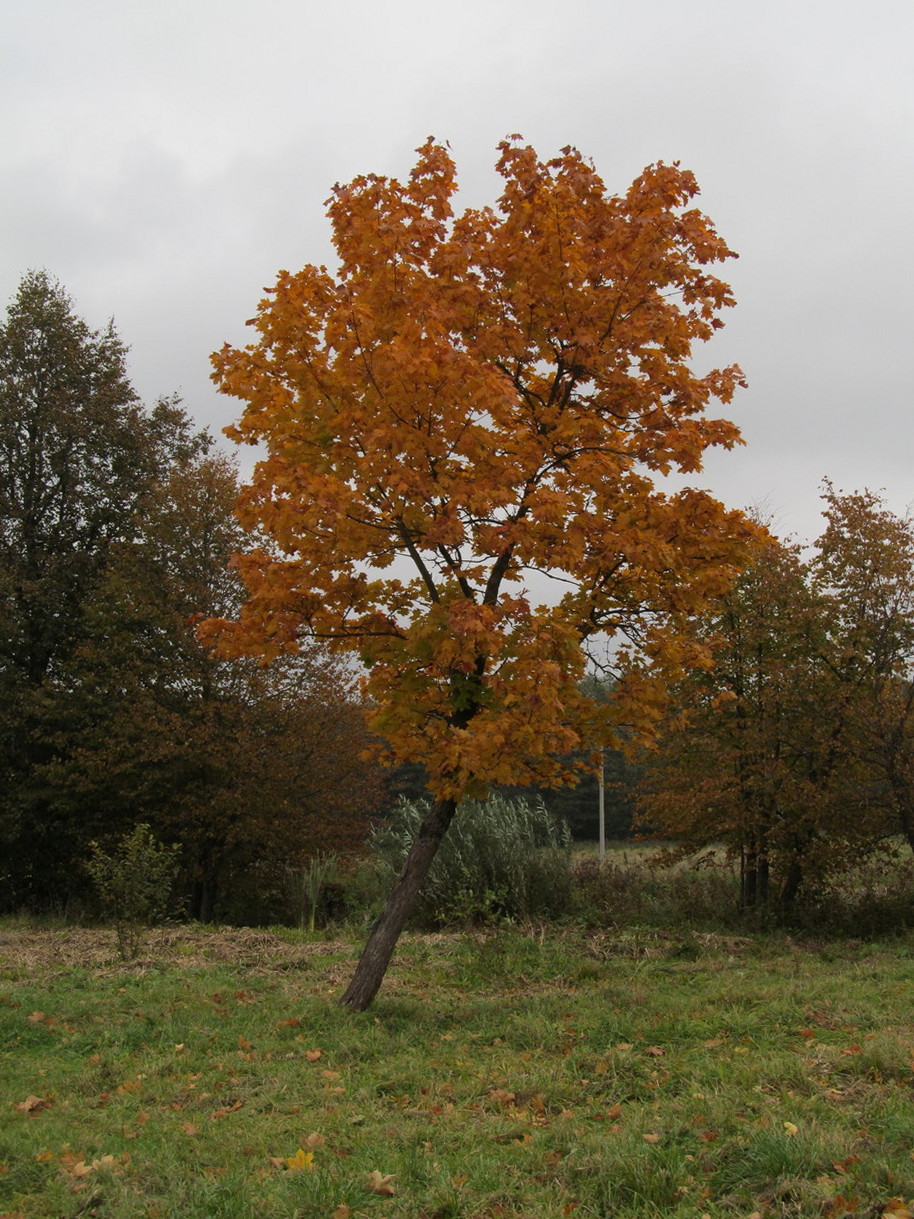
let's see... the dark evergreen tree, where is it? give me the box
[0,274,381,914]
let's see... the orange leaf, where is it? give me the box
[304,1048,322,1062]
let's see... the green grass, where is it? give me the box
[2,922,914,1217]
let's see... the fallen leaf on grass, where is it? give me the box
[285,1149,315,1172]
[488,1089,516,1107]
[832,1155,860,1175]
[15,1095,50,1113]
[58,1153,123,1184]
[642,1133,661,1144]
[367,1170,396,1196]
[783,1122,799,1136]
[300,1132,325,1149]
[304,1048,322,1061]
[332,1207,352,1219]
[883,1201,914,1219]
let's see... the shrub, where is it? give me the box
[286,852,339,931]
[571,850,743,931]
[783,846,914,936]
[370,795,573,926]
[86,824,181,959]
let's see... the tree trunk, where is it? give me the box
[780,854,803,906]
[340,796,458,1011]
[741,848,755,909]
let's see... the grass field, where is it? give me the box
[1,920,914,1218]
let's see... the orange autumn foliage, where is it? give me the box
[204,138,755,800]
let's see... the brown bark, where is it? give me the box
[340,796,458,1011]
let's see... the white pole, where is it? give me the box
[598,750,605,860]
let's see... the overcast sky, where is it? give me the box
[3,0,912,545]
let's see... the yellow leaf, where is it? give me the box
[783,1121,799,1136]
[883,1201,914,1219]
[284,1148,314,1172]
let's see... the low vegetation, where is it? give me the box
[370,796,572,926]
[2,913,914,1218]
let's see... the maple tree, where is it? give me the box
[205,138,754,1008]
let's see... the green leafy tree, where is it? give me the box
[40,449,382,920]
[0,272,203,906]
[0,273,381,914]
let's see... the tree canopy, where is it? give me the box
[208,139,753,796]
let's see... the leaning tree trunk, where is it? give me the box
[340,796,458,1011]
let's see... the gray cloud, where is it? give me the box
[3,0,912,543]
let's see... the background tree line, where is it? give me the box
[0,272,382,920]
[4,271,911,933]
[634,486,914,909]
